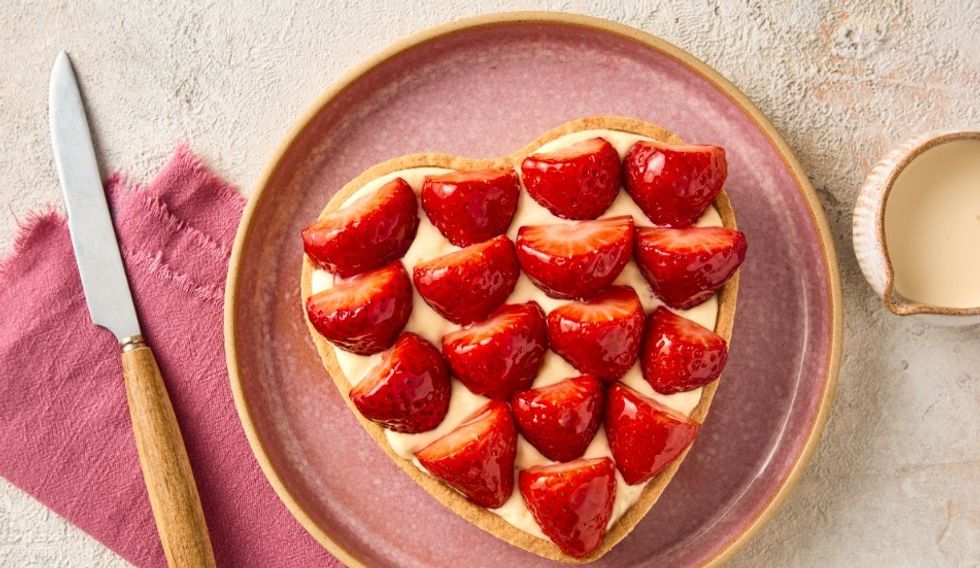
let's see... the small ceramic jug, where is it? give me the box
[853,130,980,327]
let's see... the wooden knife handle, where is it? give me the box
[121,339,216,568]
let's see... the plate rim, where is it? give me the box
[224,11,843,568]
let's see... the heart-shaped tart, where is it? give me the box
[300,116,744,562]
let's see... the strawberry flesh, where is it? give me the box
[442,302,548,400]
[511,375,603,462]
[519,457,617,558]
[546,286,645,381]
[521,137,622,220]
[421,168,520,247]
[415,401,517,509]
[349,333,451,433]
[305,261,413,355]
[635,226,746,309]
[301,178,419,277]
[641,307,729,394]
[624,141,727,227]
[516,216,634,299]
[605,383,700,485]
[413,235,520,324]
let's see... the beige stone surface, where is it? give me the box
[1,1,977,566]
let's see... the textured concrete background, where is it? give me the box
[2,1,979,566]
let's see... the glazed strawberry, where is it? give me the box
[305,261,413,355]
[519,458,616,558]
[520,137,622,220]
[516,216,634,299]
[546,286,645,381]
[415,401,517,509]
[421,168,520,247]
[511,375,603,462]
[605,383,700,485]
[635,226,746,309]
[301,178,419,277]
[413,236,520,324]
[624,141,727,227]
[442,302,548,400]
[641,307,728,394]
[349,333,451,433]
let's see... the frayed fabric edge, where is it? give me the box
[0,205,66,278]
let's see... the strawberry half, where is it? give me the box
[301,178,419,277]
[635,226,746,309]
[516,216,634,299]
[605,383,700,485]
[546,286,645,382]
[520,137,622,220]
[624,141,727,227]
[415,401,517,509]
[421,168,520,247]
[442,302,548,400]
[641,307,728,394]
[519,457,617,558]
[349,333,451,433]
[305,261,413,355]
[413,235,520,324]
[511,375,603,462]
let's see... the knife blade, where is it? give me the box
[48,51,215,568]
[48,51,140,341]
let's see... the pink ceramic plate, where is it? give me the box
[226,12,842,567]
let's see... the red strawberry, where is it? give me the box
[605,383,700,485]
[349,333,451,433]
[301,178,419,277]
[546,286,645,381]
[421,168,520,247]
[413,236,520,324]
[519,457,616,558]
[442,302,548,400]
[641,307,728,394]
[511,375,603,462]
[516,216,634,299]
[520,137,622,220]
[635,226,746,309]
[305,261,413,355]
[624,141,727,227]
[415,401,517,508]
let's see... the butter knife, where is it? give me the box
[48,51,216,568]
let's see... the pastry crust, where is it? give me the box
[300,116,739,563]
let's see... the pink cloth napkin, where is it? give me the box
[0,147,341,567]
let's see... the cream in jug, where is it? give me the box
[883,139,980,308]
